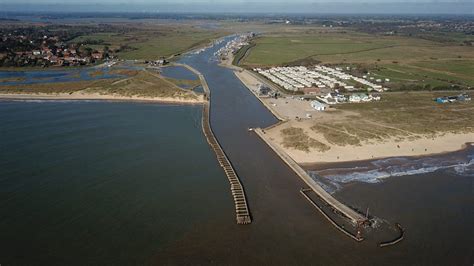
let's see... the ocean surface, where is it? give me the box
[0,36,472,265]
[308,146,474,194]
[0,101,231,265]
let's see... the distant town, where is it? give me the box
[0,25,121,67]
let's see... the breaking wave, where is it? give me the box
[309,148,474,193]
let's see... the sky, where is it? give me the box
[1,0,473,14]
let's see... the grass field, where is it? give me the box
[69,25,225,60]
[278,91,473,148]
[241,26,474,89]
[372,62,474,88]
[0,70,200,99]
[330,91,474,140]
[232,43,255,65]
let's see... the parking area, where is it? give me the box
[262,96,324,120]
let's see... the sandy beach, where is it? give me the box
[262,120,474,164]
[0,92,206,104]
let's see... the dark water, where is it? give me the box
[1,36,473,265]
[0,101,231,265]
[160,66,198,81]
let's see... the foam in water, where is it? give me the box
[309,148,474,193]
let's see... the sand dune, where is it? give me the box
[0,92,205,104]
[263,122,474,164]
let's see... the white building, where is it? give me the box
[256,65,388,93]
[311,100,328,111]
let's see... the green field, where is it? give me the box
[69,26,224,60]
[241,27,474,89]
[372,62,474,88]
[244,35,393,66]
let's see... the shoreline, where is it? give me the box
[302,142,474,170]
[261,121,474,165]
[0,92,206,105]
[234,70,287,121]
[218,51,287,121]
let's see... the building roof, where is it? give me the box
[311,100,327,108]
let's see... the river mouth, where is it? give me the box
[1,35,473,265]
[163,36,473,264]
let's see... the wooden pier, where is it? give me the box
[180,63,252,225]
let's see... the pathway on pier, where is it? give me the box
[178,63,252,224]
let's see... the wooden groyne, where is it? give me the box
[254,128,366,225]
[180,63,252,225]
[202,102,251,224]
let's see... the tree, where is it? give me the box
[103,46,110,59]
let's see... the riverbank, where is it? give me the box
[234,69,287,121]
[0,92,205,104]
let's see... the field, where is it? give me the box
[0,69,201,100]
[69,24,225,60]
[241,26,474,89]
[262,90,474,164]
[276,91,474,152]
[334,91,474,136]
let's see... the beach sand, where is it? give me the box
[0,92,206,104]
[262,120,474,164]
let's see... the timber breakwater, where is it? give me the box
[179,63,252,225]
